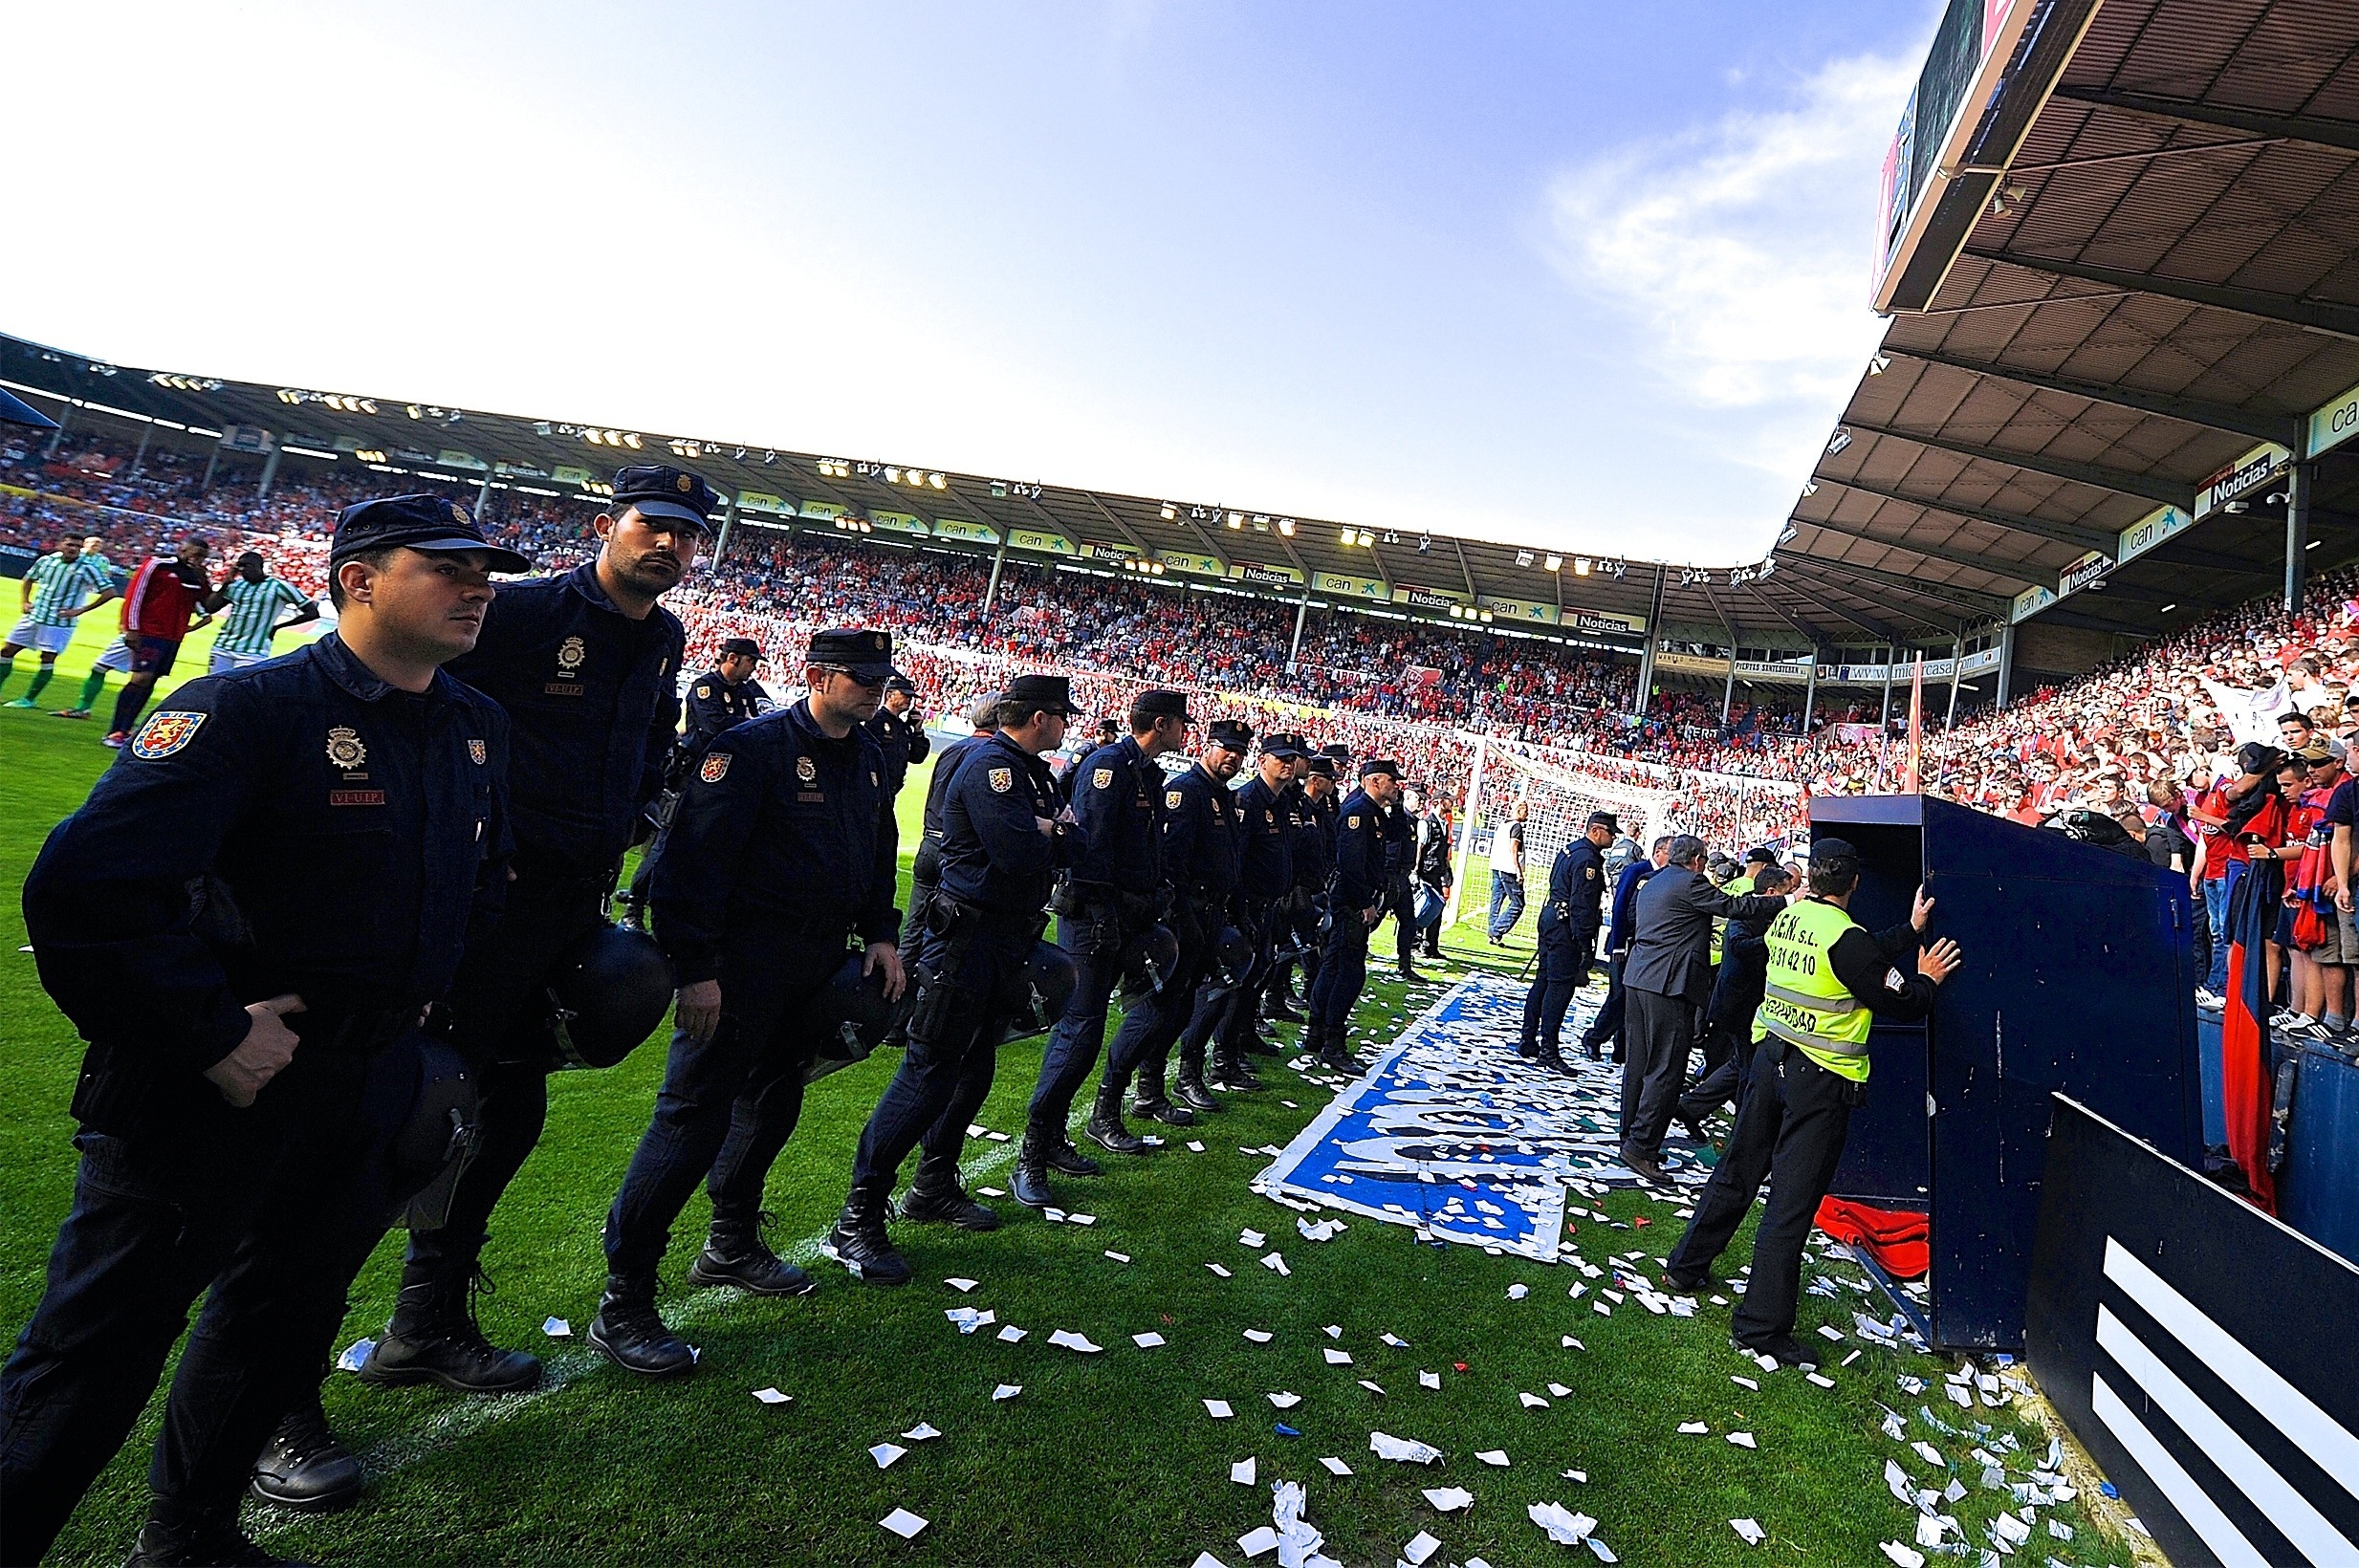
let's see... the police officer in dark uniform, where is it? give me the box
[359,463,711,1396]
[617,636,765,927]
[865,671,930,801]
[0,495,519,1568]
[1263,735,1321,1023]
[1211,732,1301,1069]
[1110,718,1250,1119]
[1520,811,1615,1075]
[1306,759,1401,1073]
[1020,690,1190,1201]
[590,629,906,1376]
[1380,780,1423,981]
[1174,721,1261,1096]
[830,675,1084,1285]
[1291,753,1341,1006]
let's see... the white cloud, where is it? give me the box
[1542,54,1912,481]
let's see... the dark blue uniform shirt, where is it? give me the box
[681,669,761,755]
[1235,773,1293,901]
[1330,788,1386,911]
[1161,763,1240,901]
[1285,781,1326,893]
[651,700,902,987]
[936,731,1084,915]
[1377,798,1413,880]
[1542,839,1608,935]
[863,706,930,799]
[446,560,683,878]
[1065,735,1164,896]
[23,634,509,1128]
[918,731,995,857]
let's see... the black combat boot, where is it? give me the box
[899,1154,1000,1231]
[826,1185,913,1285]
[1085,1083,1147,1155]
[360,1262,542,1393]
[688,1206,816,1297]
[1041,1134,1102,1176]
[249,1381,363,1514]
[1262,990,1304,1023]
[1172,1054,1221,1114]
[1012,1130,1057,1209]
[1242,1025,1283,1057]
[1314,1026,1359,1076]
[1131,1061,1195,1126]
[587,1274,697,1378]
[123,1511,312,1567]
[1208,1045,1262,1093]
[1534,1045,1579,1078]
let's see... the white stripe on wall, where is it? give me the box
[2093,1372,2273,1568]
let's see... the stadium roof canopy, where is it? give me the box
[1782,0,2359,667]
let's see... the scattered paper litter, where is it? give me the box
[1318,1454,1353,1475]
[541,1317,571,1339]
[1236,1524,1279,1558]
[1732,1375,1758,1391]
[1382,1332,1409,1347]
[1103,1250,1131,1263]
[1403,1530,1442,1565]
[1187,1140,1206,1152]
[944,1277,978,1293]
[879,1508,928,1539]
[1204,1399,1234,1418]
[1244,1329,1274,1343]
[1046,1329,1103,1354]
[1878,1543,1925,1568]
[869,1442,908,1469]
[901,1421,940,1441]
[1507,1283,1529,1299]
[1418,1370,1442,1390]
[1548,1382,1572,1398]
[1422,1487,1475,1512]
[1261,1252,1291,1275]
[996,1324,1026,1343]
[751,1386,791,1406]
[1298,1216,1343,1241]
[1731,1517,1766,1546]
[1370,1430,1444,1465]
[1727,1431,1757,1448]
[1133,1331,1166,1348]
[1189,1556,1228,1568]
[1207,1263,1234,1278]
[1475,1448,1510,1467]
[1818,1324,1846,1341]
[1239,1229,1266,1248]
[1322,1348,1353,1365]
[1520,1392,1550,1408]
[336,1339,375,1373]
[1231,1456,1257,1486]
[1562,1469,1588,1483]
[1806,1371,1837,1388]
[1678,1421,1710,1434]
[1323,1324,1343,1339]
[992,1383,1022,1401]
[1267,1391,1301,1408]
[1529,1501,1597,1544]
[1358,1380,1386,1395]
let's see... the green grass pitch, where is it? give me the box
[0,629,2130,1565]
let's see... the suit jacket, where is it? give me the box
[1623,867,1787,1004]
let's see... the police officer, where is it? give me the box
[1263,736,1322,1023]
[1292,753,1341,1006]
[591,630,907,1376]
[831,675,1084,1285]
[1306,759,1400,1072]
[1175,722,1263,1096]
[1212,732,1302,1069]
[359,463,710,1396]
[1,495,518,1568]
[866,671,931,800]
[1110,718,1251,1120]
[1380,778,1422,981]
[617,636,766,927]
[1663,841,1959,1366]
[1021,690,1190,1200]
[1411,791,1453,960]
[1520,811,1615,1074]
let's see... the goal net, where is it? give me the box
[1444,738,1669,928]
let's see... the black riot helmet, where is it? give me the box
[387,1040,482,1230]
[1002,941,1080,1038]
[545,924,674,1069]
[812,954,900,1062]
[1118,922,1180,999]
[1210,925,1253,988]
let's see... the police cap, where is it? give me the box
[331,494,531,574]
[609,464,721,533]
[1742,845,1778,866]
[1319,743,1352,763]
[886,673,919,695]
[719,637,762,661]
[1262,731,1306,760]
[1306,756,1336,778]
[1810,836,1859,863]
[1586,810,1618,832]
[807,627,905,685]
[1133,688,1191,723]
[1003,673,1079,715]
[1207,719,1253,751]
[1358,758,1403,780]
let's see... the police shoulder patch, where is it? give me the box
[701,751,731,784]
[1092,767,1114,789]
[695,683,711,698]
[1167,789,1184,809]
[469,738,488,766]
[988,766,1014,794]
[1346,815,1361,828]
[130,709,206,760]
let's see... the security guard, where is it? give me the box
[1,495,517,1568]
[1112,718,1250,1118]
[866,671,931,800]
[1664,839,1959,1366]
[617,636,765,926]
[592,630,906,1377]
[359,463,710,1397]
[1212,732,1302,1069]
[1520,811,1614,1074]
[831,674,1084,1285]
[1307,759,1400,1072]
[1021,690,1189,1199]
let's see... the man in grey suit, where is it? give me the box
[1619,834,1792,1182]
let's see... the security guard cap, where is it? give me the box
[1003,673,1080,716]
[331,494,531,574]
[610,464,721,533]
[807,627,905,685]
[1207,719,1253,751]
[1133,688,1190,723]
[719,637,762,661]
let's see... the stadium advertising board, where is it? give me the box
[1158,549,1227,577]
[932,517,999,544]
[1870,0,2040,313]
[1393,584,1468,610]
[219,425,274,454]
[2309,378,2359,460]
[552,465,595,488]
[1008,527,1076,555]
[1566,607,1648,637]
[1818,661,1892,685]
[494,460,549,479]
[1234,561,1302,588]
[1311,570,1387,599]
[869,509,929,535]
[437,449,488,472]
[798,500,846,523]
[2195,441,2292,519]
[2059,549,2112,596]
[735,490,796,516]
[2115,504,2192,567]
[1652,650,1731,677]
[1081,539,1139,561]
[1477,594,1557,624]
[1730,656,1814,685]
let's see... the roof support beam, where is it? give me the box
[1888,346,2304,449]
[1963,246,2359,344]
[2049,84,2359,158]
[1790,512,2057,590]
[1813,474,2121,555]
[1841,418,2195,512]
[1450,536,1478,601]
[1739,578,1828,650]
[1783,553,2006,619]
[1079,491,1155,558]
[1775,559,1955,640]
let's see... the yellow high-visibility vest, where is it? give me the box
[1752,896,1873,1082]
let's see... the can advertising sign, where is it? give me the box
[1477,595,1559,624]
[1008,528,1076,555]
[2195,442,2291,518]
[1312,571,1388,599]
[798,500,845,523]
[2310,379,2359,460]
[1158,550,1227,577]
[735,490,794,516]
[869,510,929,535]
[2115,505,2191,566]
[932,517,999,544]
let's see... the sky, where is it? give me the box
[5,2,1941,565]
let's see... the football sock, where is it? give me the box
[76,670,107,710]
[24,665,53,703]
[110,684,148,736]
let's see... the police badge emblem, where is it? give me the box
[557,636,586,672]
[797,754,818,784]
[469,738,488,766]
[1092,767,1114,789]
[988,767,1013,794]
[325,726,367,770]
[130,710,206,760]
[1167,789,1184,809]
[695,684,711,698]
[701,752,731,784]
[1346,815,1361,828]
[675,473,693,492]
[448,501,470,528]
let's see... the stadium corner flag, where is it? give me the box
[2221,860,2279,1211]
